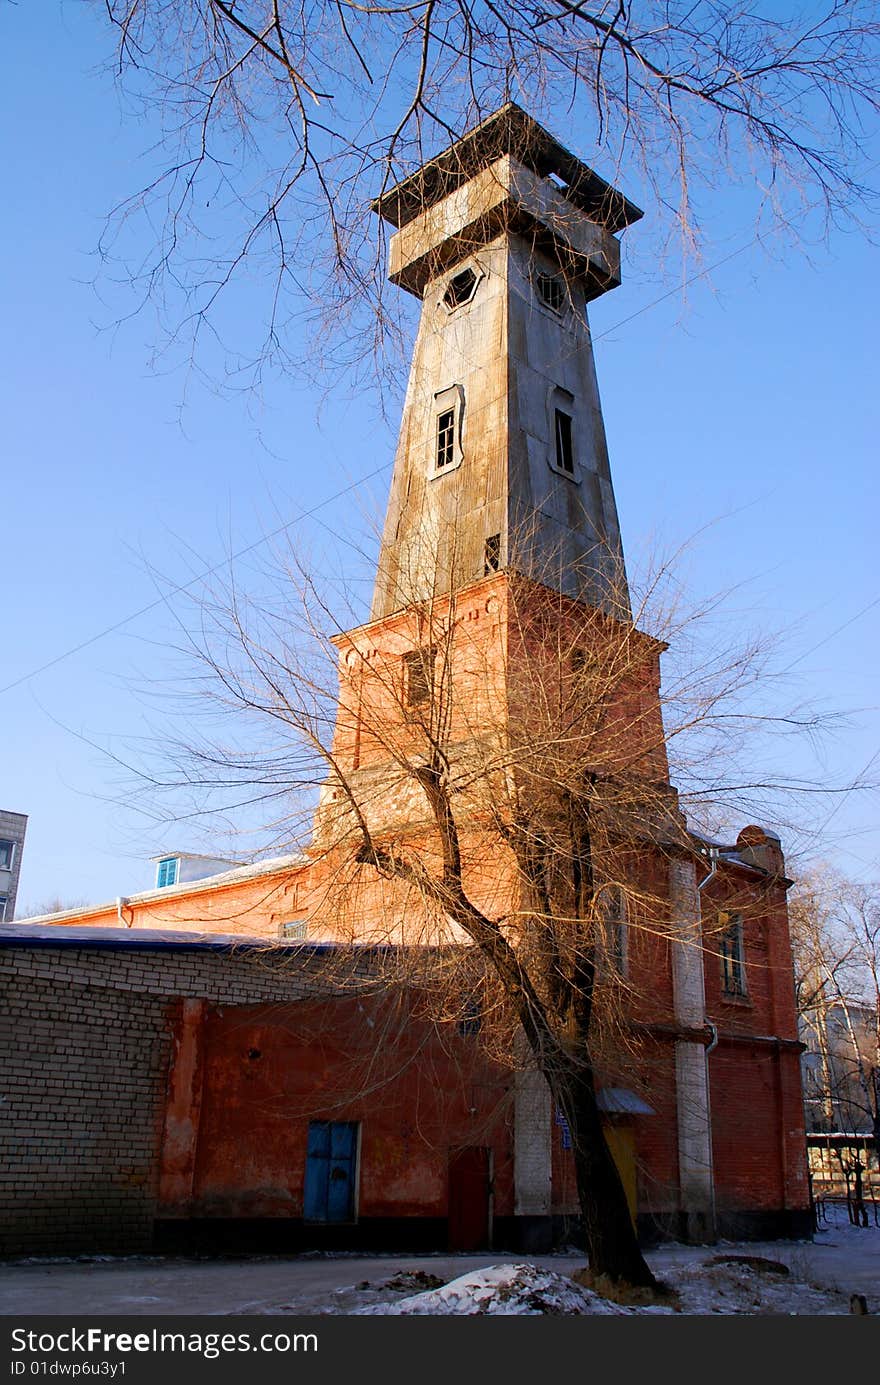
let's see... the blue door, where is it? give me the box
[303,1121,358,1222]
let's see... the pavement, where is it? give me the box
[1,1210,877,1316]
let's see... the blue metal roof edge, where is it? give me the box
[0,935,335,954]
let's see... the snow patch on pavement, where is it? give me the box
[353,1263,633,1315]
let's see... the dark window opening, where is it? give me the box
[437,409,455,469]
[554,408,574,474]
[404,647,435,707]
[484,533,501,575]
[536,272,565,312]
[444,267,478,309]
[458,997,483,1036]
[0,839,14,870]
[720,913,747,997]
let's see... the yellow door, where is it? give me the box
[603,1124,637,1228]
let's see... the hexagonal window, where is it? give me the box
[443,266,479,310]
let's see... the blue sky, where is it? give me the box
[2,4,878,912]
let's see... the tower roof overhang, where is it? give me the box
[372,103,643,234]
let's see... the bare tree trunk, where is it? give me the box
[557,1063,656,1287]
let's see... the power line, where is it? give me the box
[781,594,880,675]
[5,162,878,698]
[0,462,391,697]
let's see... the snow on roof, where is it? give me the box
[14,851,308,925]
[0,922,317,951]
[148,851,240,864]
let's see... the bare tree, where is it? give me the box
[123,527,832,1288]
[791,869,880,1168]
[16,896,90,921]
[96,2,880,383]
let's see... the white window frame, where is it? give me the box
[442,264,483,314]
[430,384,465,478]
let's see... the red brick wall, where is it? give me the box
[167,991,515,1223]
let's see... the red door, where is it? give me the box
[448,1147,491,1250]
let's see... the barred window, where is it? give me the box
[536,271,565,312]
[281,920,308,940]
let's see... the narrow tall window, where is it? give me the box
[404,647,434,707]
[0,895,8,923]
[555,408,574,475]
[602,885,628,975]
[484,533,501,574]
[0,840,14,870]
[719,912,747,997]
[437,409,455,470]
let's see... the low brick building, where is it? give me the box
[1,899,810,1255]
[0,929,519,1255]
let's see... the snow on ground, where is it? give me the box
[322,1258,853,1316]
[276,1206,877,1316]
[353,1264,631,1316]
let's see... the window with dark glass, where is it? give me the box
[436,409,455,469]
[720,913,747,996]
[555,408,574,474]
[0,840,14,871]
[484,533,501,574]
[404,647,435,706]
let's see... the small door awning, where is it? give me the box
[597,1087,655,1116]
